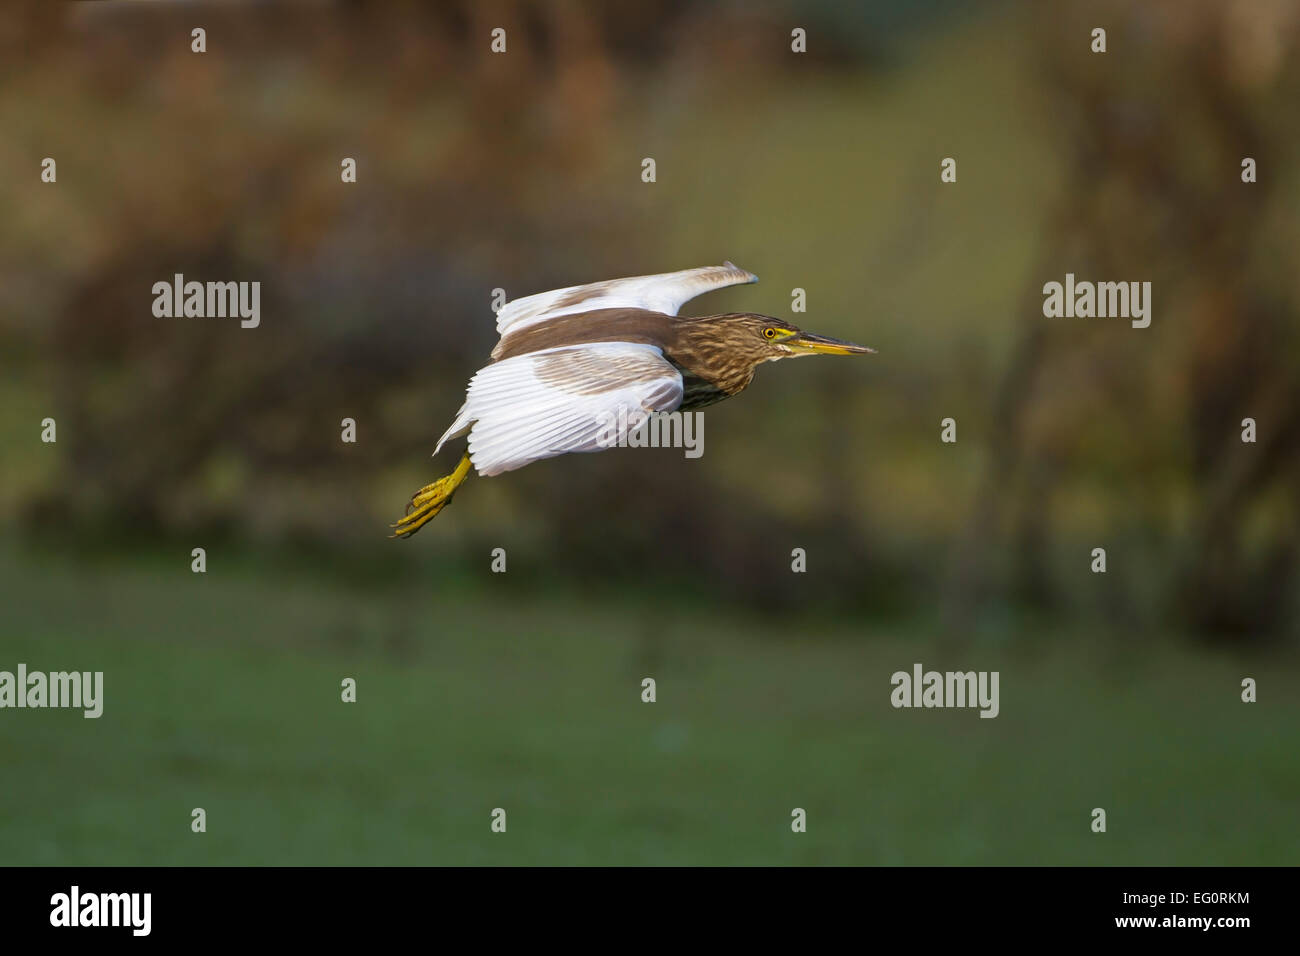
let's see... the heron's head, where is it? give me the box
[719,313,876,365]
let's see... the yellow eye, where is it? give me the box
[764,328,776,339]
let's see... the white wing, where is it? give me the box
[494,262,757,341]
[435,342,685,477]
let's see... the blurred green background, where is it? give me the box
[1,0,1297,864]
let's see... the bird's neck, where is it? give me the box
[665,314,758,396]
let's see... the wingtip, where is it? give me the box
[723,260,758,283]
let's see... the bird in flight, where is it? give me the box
[392,262,874,537]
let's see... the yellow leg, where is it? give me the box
[390,452,472,538]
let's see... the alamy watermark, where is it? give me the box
[595,408,704,459]
[152,273,260,328]
[50,886,150,936]
[1043,273,1151,328]
[890,662,999,718]
[0,664,103,718]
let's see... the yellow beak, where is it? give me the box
[786,331,876,355]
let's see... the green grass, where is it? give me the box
[0,541,1296,865]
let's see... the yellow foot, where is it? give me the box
[390,452,472,538]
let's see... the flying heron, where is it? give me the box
[392,262,874,537]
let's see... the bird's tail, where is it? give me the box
[390,452,472,538]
